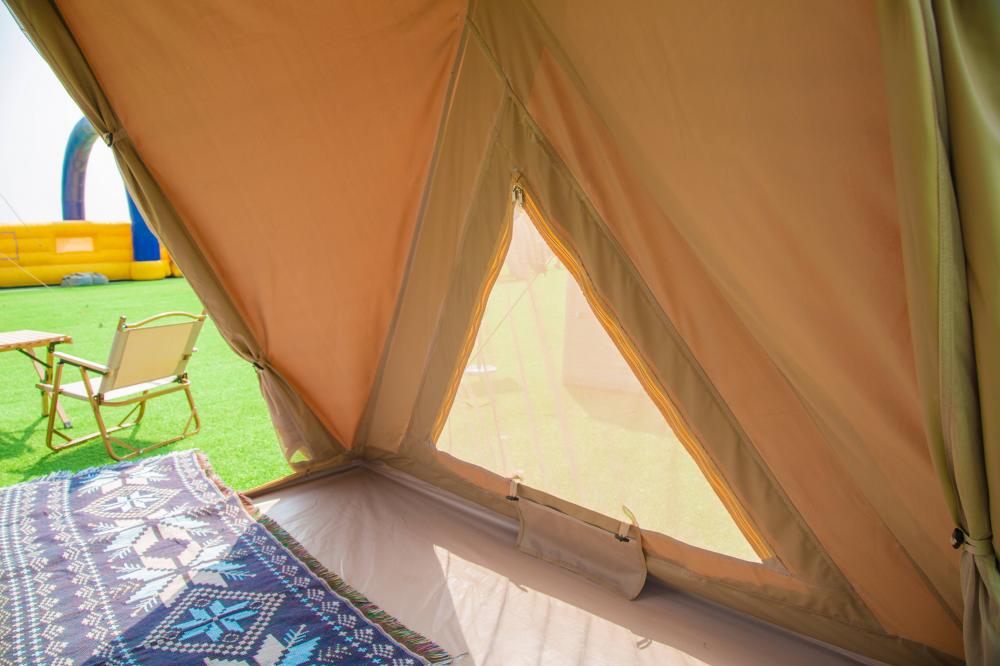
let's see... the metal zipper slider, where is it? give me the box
[512,185,525,207]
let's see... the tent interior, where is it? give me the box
[6,0,998,664]
[253,464,876,665]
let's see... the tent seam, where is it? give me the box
[381,449,957,664]
[398,106,512,455]
[24,0,348,456]
[467,8,923,638]
[466,5,895,634]
[355,11,471,455]
[473,37,864,613]
[39,2,258,360]
[47,8,261,366]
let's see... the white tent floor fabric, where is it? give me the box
[256,466,880,665]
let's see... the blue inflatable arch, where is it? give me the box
[61,117,161,262]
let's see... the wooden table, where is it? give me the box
[0,330,73,428]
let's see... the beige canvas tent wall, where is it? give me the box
[5,0,997,664]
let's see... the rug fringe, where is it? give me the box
[7,450,188,488]
[190,450,259,514]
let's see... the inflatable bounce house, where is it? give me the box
[0,117,179,287]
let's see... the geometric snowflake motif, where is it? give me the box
[142,587,284,656]
[83,485,178,519]
[76,461,170,496]
[203,625,323,666]
[113,522,252,614]
[92,510,213,561]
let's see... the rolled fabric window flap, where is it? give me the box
[511,478,647,599]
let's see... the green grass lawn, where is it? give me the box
[0,278,288,490]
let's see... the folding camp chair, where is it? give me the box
[38,311,206,460]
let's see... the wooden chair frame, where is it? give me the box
[39,311,205,461]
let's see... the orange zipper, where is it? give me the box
[430,206,513,444]
[520,189,774,561]
[432,183,772,561]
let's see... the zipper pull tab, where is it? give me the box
[512,185,525,207]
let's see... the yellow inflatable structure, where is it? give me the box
[0,221,180,287]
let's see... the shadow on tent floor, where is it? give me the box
[255,466,875,666]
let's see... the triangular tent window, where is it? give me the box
[437,201,764,562]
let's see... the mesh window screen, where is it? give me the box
[437,206,761,561]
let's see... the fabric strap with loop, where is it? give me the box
[101,127,128,147]
[616,505,639,543]
[952,528,994,557]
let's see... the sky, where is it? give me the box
[0,7,128,223]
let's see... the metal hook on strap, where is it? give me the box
[512,184,525,207]
[616,505,639,542]
[506,474,521,501]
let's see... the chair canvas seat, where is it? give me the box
[47,375,180,402]
[38,311,205,460]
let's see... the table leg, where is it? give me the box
[35,344,71,428]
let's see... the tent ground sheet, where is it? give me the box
[257,465,878,666]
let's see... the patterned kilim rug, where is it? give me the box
[0,451,451,665]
